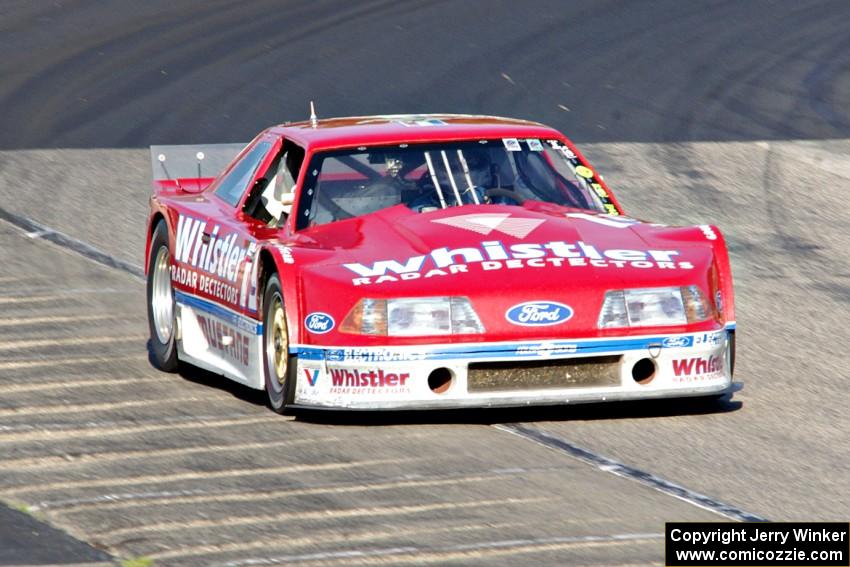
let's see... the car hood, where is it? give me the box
[286,203,720,342]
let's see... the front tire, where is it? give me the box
[262,273,295,414]
[147,221,179,371]
[728,330,736,377]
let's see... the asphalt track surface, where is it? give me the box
[1,1,849,565]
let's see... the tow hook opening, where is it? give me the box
[428,367,454,394]
[632,358,656,385]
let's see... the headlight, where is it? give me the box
[340,297,485,336]
[598,286,713,328]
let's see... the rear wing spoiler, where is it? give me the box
[149,143,246,191]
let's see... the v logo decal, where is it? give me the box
[303,368,320,386]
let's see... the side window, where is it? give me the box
[214,141,272,207]
[243,140,306,225]
[272,141,306,195]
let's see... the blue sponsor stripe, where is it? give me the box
[292,334,696,362]
[725,322,736,330]
[295,348,324,360]
[175,291,262,335]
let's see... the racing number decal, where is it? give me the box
[547,140,620,215]
[238,242,260,313]
[172,214,262,314]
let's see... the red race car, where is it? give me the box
[145,113,735,413]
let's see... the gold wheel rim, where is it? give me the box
[269,296,288,384]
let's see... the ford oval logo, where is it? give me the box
[662,336,693,348]
[305,312,335,334]
[505,301,573,326]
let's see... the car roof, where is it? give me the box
[268,114,564,150]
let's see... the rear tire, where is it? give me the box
[262,273,295,414]
[146,221,179,372]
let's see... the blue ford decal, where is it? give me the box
[305,312,335,334]
[505,301,573,326]
[662,336,693,348]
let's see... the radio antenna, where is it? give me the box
[309,101,318,128]
[157,153,174,182]
[196,151,205,178]
[157,152,183,190]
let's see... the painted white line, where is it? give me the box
[56,474,556,514]
[5,458,419,496]
[41,466,562,513]
[0,414,268,444]
[0,295,65,305]
[0,353,145,370]
[0,287,135,297]
[152,521,522,562]
[5,432,436,473]
[215,532,663,566]
[0,376,165,395]
[100,497,542,540]
[494,423,767,522]
[0,395,201,418]
[0,277,42,283]
[0,335,144,351]
[0,314,115,327]
[36,488,217,511]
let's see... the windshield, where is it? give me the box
[296,139,614,229]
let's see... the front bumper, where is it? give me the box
[290,326,735,410]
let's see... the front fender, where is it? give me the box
[144,198,174,275]
[260,243,303,345]
[709,225,736,325]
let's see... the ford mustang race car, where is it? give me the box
[145,113,736,413]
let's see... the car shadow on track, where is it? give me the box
[147,341,270,408]
[175,363,271,407]
[294,388,744,427]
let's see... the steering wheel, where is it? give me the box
[485,188,525,205]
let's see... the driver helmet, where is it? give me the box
[385,155,404,178]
